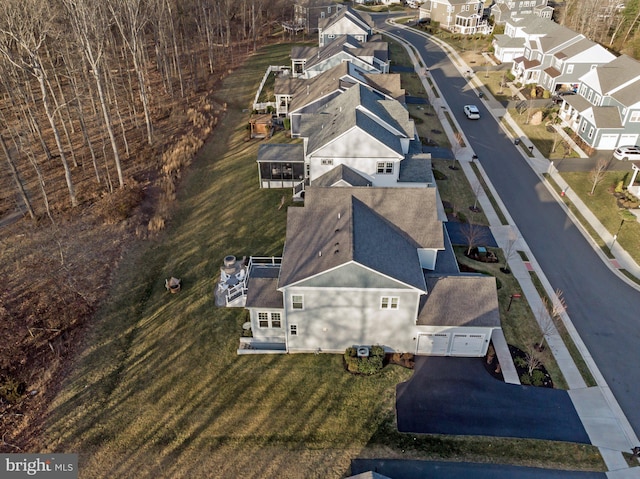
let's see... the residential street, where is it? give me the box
[376,17,640,440]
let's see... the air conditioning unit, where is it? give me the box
[357,346,370,358]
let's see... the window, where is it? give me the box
[290,324,298,336]
[566,64,574,74]
[630,111,640,122]
[588,127,594,139]
[292,295,304,309]
[580,121,587,133]
[587,90,593,102]
[380,296,399,310]
[321,159,333,166]
[258,312,282,328]
[376,162,393,174]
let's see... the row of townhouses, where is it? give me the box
[494,14,640,150]
[222,6,502,358]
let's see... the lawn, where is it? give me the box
[42,42,605,477]
[561,171,640,264]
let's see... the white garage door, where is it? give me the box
[416,333,449,355]
[599,134,619,149]
[619,134,639,147]
[450,334,485,356]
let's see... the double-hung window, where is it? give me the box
[380,296,399,310]
[376,162,393,174]
[292,294,304,310]
[257,312,282,328]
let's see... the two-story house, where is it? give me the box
[420,0,492,34]
[293,0,341,33]
[274,61,404,122]
[257,82,430,192]
[490,0,553,25]
[239,186,501,356]
[291,35,389,79]
[493,15,614,92]
[318,6,374,47]
[558,55,640,150]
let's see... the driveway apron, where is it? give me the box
[396,357,590,443]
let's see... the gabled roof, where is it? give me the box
[398,154,433,184]
[418,275,500,327]
[302,83,412,156]
[591,107,622,129]
[278,187,443,290]
[318,5,373,31]
[257,144,305,163]
[591,55,640,96]
[311,164,373,187]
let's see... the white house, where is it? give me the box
[291,35,389,79]
[239,186,501,356]
[318,6,374,47]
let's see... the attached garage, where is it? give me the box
[450,333,486,356]
[619,134,639,147]
[598,134,619,149]
[416,333,450,355]
[415,275,502,358]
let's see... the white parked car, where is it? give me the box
[613,145,640,161]
[463,105,480,120]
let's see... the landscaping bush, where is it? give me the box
[344,345,386,375]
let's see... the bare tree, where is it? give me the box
[588,156,611,195]
[460,222,488,256]
[500,230,518,274]
[0,0,78,207]
[0,132,35,219]
[64,0,125,188]
[109,0,154,145]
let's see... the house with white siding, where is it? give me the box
[318,6,374,47]
[238,187,501,356]
[420,0,492,34]
[291,35,389,79]
[490,0,553,25]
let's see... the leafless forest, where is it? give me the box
[0,0,290,452]
[557,0,640,56]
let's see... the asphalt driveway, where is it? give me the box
[396,357,590,443]
[350,459,606,479]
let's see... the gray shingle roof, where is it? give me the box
[594,54,640,95]
[592,106,623,129]
[398,154,434,184]
[417,275,500,327]
[311,164,373,187]
[318,5,373,31]
[257,144,305,163]
[245,277,283,309]
[278,187,443,290]
[303,84,409,156]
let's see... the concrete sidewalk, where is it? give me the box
[386,20,640,477]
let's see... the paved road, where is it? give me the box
[377,18,640,438]
[397,357,590,443]
[350,459,606,479]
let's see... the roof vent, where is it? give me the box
[335,228,340,233]
[318,251,322,257]
[338,212,341,219]
[334,249,339,254]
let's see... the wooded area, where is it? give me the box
[557,0,640,56]
[0,0,290,453]
[0,0,290,219]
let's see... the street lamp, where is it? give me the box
[611,209,636,249]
